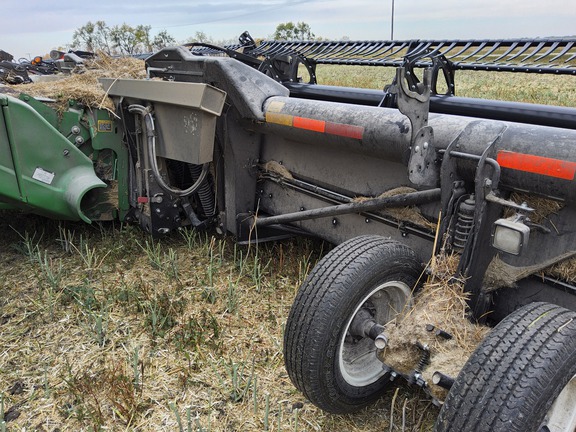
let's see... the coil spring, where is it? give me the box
[415,342,430,373]
[453,195,476,249]
[189,164,216,217]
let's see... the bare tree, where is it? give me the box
[71,21,176,55]
[72,21,112,54]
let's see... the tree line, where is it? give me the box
[70,21,318,55]
[72,21,175,55]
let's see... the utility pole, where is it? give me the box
[391,0,395,40]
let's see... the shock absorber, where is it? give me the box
[453,195,476,250]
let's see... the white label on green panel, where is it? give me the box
[32,167,55,185]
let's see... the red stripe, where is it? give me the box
[293,116,325,133]
[325,122,364,140]
[271,112,363,140]
[497,150,576,181]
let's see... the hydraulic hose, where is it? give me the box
[128,104,209,197]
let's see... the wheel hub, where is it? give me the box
[338,280,412,387]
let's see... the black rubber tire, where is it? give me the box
[283,235,422,414]
[435,302,576,432]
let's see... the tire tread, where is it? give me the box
[284,235,421,413]
[435,302,576,432]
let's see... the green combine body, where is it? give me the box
[0,93,128,222]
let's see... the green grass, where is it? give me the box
[314,65,576,107]
[6,217,402,431]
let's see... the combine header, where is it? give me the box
[1,33,576,431]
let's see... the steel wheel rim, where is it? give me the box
[338,281,412,387]
[542,373,576,431]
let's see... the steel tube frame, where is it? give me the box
[255,188,441,227]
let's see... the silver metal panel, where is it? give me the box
[99,78,226,115]
[100,78,227,164]
[154,103,217,164]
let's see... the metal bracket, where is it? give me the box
[391,66,438,187]
[258,54,317,84]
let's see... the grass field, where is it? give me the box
[1,65,575,432]
[315,65,576,106]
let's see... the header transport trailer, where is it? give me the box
[1,35,576,431]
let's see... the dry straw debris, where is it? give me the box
[260,160,295,180]
[502,192,576,283]
[8,54,146,113]
[354,187,436,230]
[504,191,563,224]
[541,256,576,284]
[380,254,489,402]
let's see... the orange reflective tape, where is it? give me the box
[293,116,325,133]
[497,150,576,181]
[266,110,363,140]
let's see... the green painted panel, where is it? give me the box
[0,94,105,222]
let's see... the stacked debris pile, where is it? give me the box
[379,254,490,402]
[2,54,146,113]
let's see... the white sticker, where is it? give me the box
[32,167,55,185]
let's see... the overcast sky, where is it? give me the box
[2,0,575,59]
